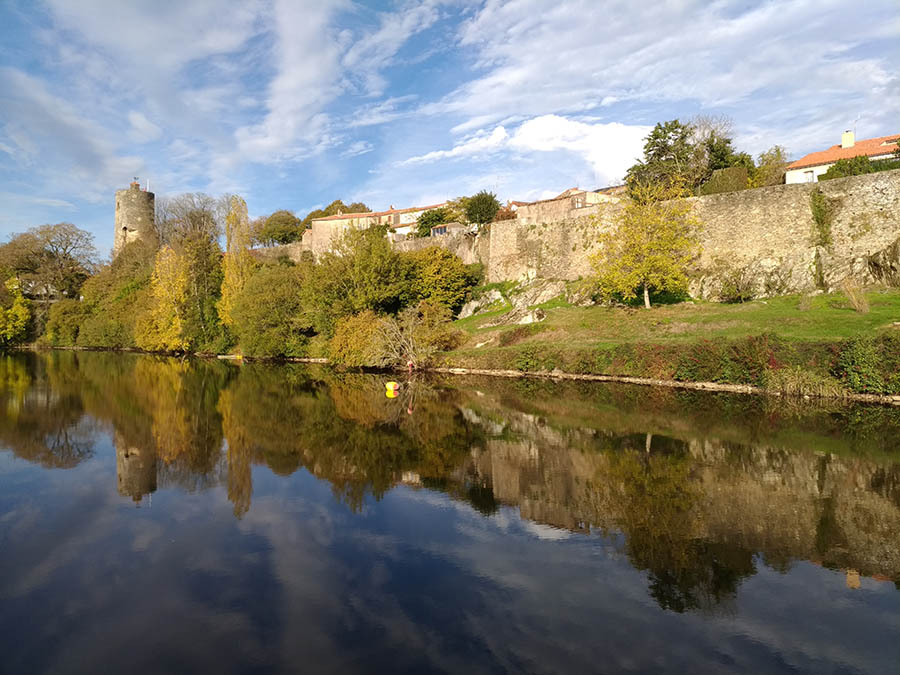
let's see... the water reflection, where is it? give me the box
[3,351,900,618]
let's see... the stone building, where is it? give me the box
[113,179,155,257]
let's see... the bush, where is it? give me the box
[713,259,757,303]
[839,279,869,314]
[329,311,389,368]
[763,366,844,398]
[699,166,749,195]
[45,299,89,346]
[410,247,477,314]
[833,336,900,394]
[231,265,310,357]
[809,188,834,249]
[379,301,462,368]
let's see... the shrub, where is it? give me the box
[329,311,389,367]
[835,337,888,394]
[809,188,834,249]
[410,247,477,315]
[713,258,757,303]
[839,279,869,314]
[763,367,844,398]
[378,301,462,368]
[492,205,516,221]
[699,166,749,195]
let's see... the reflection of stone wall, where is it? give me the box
[458,406,900,581]
[115,432,157,503]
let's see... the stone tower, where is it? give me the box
[114,179,155,257]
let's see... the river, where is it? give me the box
[1,352,898,673]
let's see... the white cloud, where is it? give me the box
[341,140,374,158]
[399,115,647,185]
[400,126,509,164]
[127,111,162,143]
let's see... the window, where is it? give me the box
[573,194,586,208]
[804,170,815,183]
[432,226,447,236]
[393,213,400,226]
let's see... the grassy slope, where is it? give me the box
[443,289,900,391]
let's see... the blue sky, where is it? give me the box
[1,0,898,255]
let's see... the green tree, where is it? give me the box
[329,310,390,367]
[0,223,97,299]
[592,181,702,308]
[231,265,310,357]
[259,210,302,245]
[465,190,500,225]
[411,247,476,314]
[306,225,416,334]
[45,299,90,346]
[300,199,371,229]
[626,120,696,196]
[415,207,450,237]
[218,196,256,328]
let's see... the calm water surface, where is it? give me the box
[1,352,899,674]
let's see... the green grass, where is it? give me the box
[454,289,900,345]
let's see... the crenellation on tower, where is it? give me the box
[113,179,156,257]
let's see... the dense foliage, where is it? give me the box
[465,190,501,225]
[819,155,900,181]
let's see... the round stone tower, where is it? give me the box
[114,179,155,257]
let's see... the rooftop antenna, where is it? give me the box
[853,114,860,138]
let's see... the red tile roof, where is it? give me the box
[787,134,899,170]
[310,202,446,222]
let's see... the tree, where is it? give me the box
[259,210,302,245]
[0,223,97,299]
[218,196,256,328]
[231,265,310,357]
[0,278,31,349]
[135,246,189,352]
[465,190,500,225]
[592,181,702,308]
[626,120,696,195]
[155,193,227,246]
[375,301,461,368]
[415,207,450,237]
[750,145,790,187]
[307,225,416,334]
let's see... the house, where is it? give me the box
[430,222,466,237]
[785,131,900,183]
[512,187,620,225]
[304,202,446,254]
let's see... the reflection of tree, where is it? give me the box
[605,438,755,613]
[0,353,94,468]
[219,387,253,518]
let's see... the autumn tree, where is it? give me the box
[0,279,31,349]
[136,246,189,352]
[217,196,256,328]
[231,265,311,357]
[154,193,227,247]
[411,246,476,314]
[592,181,702,309]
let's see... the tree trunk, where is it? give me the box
[643,284,651,309]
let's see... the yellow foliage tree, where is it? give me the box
[136,246,189,351]
[217,195,254,328]
[592,181,702,308]
[0,278,31,349]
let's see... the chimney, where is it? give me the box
[841,130,855,149]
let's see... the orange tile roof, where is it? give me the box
[787,134,899,170]
[311,202,446,222]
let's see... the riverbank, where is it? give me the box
[440,289,900,403]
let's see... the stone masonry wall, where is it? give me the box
[253,170,900,296]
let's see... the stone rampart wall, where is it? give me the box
[252,170,900,296]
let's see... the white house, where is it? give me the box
[785,131,899,184]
